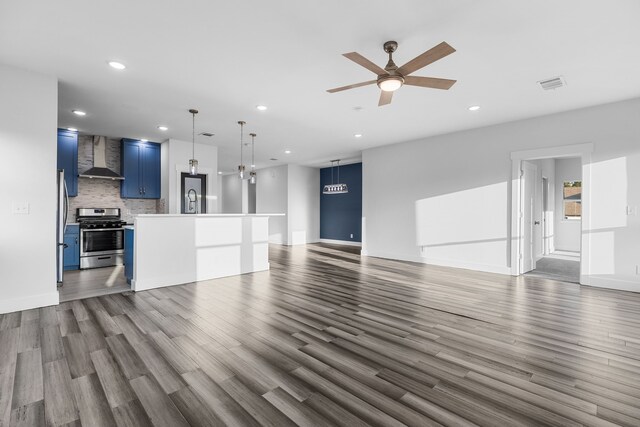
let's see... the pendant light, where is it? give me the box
[249,133,257,184]
[237,121,246,179]
[188,109,199,175]
[323,159,349,194]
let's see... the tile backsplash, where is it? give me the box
[68,135,159,223]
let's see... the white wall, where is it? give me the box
[221,174,242,213]
[256,165,288,244]
[287,165,320,245]
[161,139,218,214]
[0,64,59,313]
[363,97,640,292]
[554,157,582,252]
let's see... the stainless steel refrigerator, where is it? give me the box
[57,169,69,285]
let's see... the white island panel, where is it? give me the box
[132,214,279,291]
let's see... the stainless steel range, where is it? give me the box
[77,208,126,269]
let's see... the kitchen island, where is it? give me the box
[125,214,284,291]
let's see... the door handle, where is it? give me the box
[534,221,540,225]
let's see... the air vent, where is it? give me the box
[538,76,566,91]
[199,132,214,137]
[270,158,278,161]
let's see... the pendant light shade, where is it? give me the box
[249,133,256,185]
[189,109,199,176]
[238,121,246,179]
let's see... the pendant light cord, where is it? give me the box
[240,122,244,168]
[192,112,195,159]
[331,161,334,185]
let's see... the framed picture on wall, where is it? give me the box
[181,172,207,214]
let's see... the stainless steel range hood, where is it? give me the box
[79,136,124,180]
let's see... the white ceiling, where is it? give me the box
[1,0,639,172]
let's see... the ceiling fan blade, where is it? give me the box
[404,76,457,90]
[397,42,456,76]
[326,80,376,93]
[378,90,393,106]
[343,52,387,75]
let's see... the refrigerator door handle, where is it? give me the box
[63,178,69,233]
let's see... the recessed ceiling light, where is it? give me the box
[67,127,78,132]
[72,110,86,116]
[157,126,168,131]
[140,139,148,142]
[284,150,291,154]
[251,164,255,168]
[468,105,481,111]
[108,61,126,70]
[218,171,223,175]
[354,134,362,138]
[256,105,267,111]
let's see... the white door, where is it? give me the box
[521,161,537,273]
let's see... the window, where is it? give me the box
[563,181,581,220]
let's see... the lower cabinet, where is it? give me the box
[64,225,80,270]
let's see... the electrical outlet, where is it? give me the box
[350,233,354,239]
[12,201,29,215]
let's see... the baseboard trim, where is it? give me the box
[362,250,511,275]
[585,276,640,293]
[319,239,362,247]
[0,291,59,314]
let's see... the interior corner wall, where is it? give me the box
[0,64,59,313]
[164,139,218,214]
[256,165,288,244]
[554,157,582,252]
[287,165,320,245]
[363,97,640,292]
[221,174,243,213]
[320,162,362,243]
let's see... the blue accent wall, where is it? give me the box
[320,162,362,242]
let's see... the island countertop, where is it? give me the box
[134,213,285,218]
[128,214,282,291]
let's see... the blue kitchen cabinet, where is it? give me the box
[63,224,80,270]
[57,129,78,196]
[124,228,134,284]
[120,139,161,199]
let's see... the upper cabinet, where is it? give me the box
[57,129,78,197]
[120,139,161,199]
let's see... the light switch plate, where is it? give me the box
[12,201,29,214]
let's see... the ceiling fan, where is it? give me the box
[327,40,457,106]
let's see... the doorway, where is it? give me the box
[181,172,207,214]
[510,144,593,284]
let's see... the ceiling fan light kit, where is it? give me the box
[327,39,457,106]
[377,75,404,92]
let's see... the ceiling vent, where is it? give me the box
[538,76,566,91]
[199,132,214,137]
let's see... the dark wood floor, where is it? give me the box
[2,243,640,426]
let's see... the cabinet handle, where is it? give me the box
[142,187,146,195]
[139,187,142,194]
[75,237,78,244]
